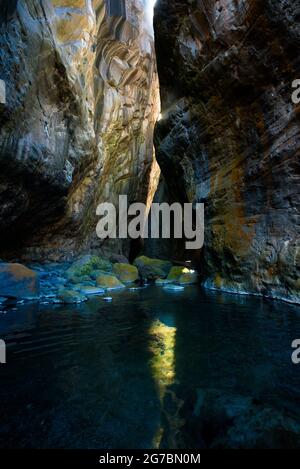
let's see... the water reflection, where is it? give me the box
[0,286,299,448]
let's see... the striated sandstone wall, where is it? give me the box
[0,0,160,260]
[154,0,300,303]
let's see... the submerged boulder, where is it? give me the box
[0,263,40,299]
[133,256,172,280]
[58,289,87,304]
[96,274,126,291]
[75,286,105,296]
[155,278,172,286]
[113,263,139,283]
[163,284,185,292]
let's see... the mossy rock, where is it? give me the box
[214,274,223,289]
[133,256,172,280]
[167,266,198,285]
[58,289,87,304]
[113,263,139,283]
[66,255,112,280]
[68,275,93,285]
[167,266,187,282]
[96,274,126,291]
[178,271,198,285]
[89,269,106,280]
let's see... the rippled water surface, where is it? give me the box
[0,286,300,448]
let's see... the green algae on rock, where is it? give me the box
[134,256,172,280]
[113,263,139,284]
[58,289,87,304]
[167,266,198,285]
[66,255,112,282]
[96,274,126,291]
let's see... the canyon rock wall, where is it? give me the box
[154,0,300,303]
[0,0,160,261]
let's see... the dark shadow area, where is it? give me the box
[158,289,300,449]
[0,291,161,448]
[0,0,18,25]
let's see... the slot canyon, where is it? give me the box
[0,0,299,452]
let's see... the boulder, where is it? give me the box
[96,274,126,291]
[110,254,130,264]
[133,256,172,280]
[167,266,198,285]
[57,290,87,304]
[0,263,40,299]
[167,266,187,282]
[89,270,106,280]
[113,263,139,283]
[178,270,198,285]
[66,255,112,282]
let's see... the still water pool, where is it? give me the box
[0,286,299,448]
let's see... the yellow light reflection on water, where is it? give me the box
[148,319,177,400]
[148,319,181,448]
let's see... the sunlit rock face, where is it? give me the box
[154,0,300,303]
[0,0,160,260]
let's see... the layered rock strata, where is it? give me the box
[0,0,160,261]
[154,0,300,303]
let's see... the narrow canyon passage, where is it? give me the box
[0,0,300,452]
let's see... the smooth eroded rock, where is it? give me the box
[58,289,87,304]
[134,256,173,280]
[166,266,198,285]
[0,263,39,299]
[96,274,126,291]
[110,254,130,265]
[113,263,139,283]
[0,1,160,260]
[66,255,112,281]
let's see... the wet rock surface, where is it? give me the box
[172,388,300,449]
[0,0,160,261]
[134,255,173,281]
[154,0,300,304]
[0,255,190,303]
[0,263,39,299]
